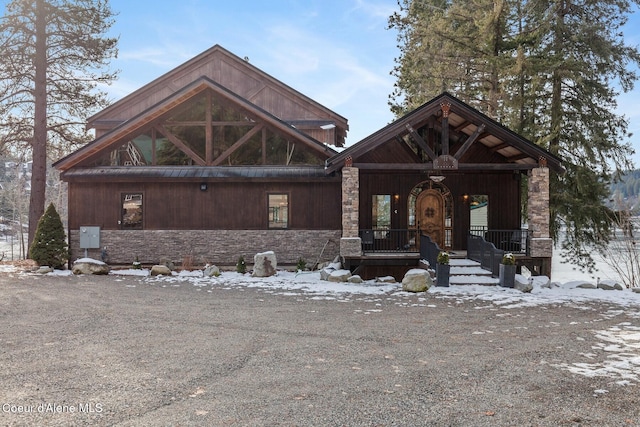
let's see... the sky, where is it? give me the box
[1,0,639,163]
[102,0,640,164]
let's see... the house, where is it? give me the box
[54,45,563,276]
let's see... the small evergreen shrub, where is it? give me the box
[236,255,246,274]
[437,251,449,265]
[28,203,69,269]
[132,256,141,269]
[296,257,307,271]
[501,253,516,265]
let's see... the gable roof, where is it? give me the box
[88,44,348,145]
[54,76,337,171]
[326,92,564,174]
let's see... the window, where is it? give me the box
[372,195,391,238]
[268,194,288,228]
[121,193,143,229]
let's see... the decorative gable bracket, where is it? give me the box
[433,154,458,170]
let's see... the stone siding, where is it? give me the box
[527,167,553,272]
[341,167,359,238]
[340,237,362,258]
[527,167,550,239]
[69,229,341,267]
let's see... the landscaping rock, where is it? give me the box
[376,276,396,283]
[72,258,110,275]
[576,282,597,289]
[597,280,624,291]
[203,265,220,277]
[402,269,431,292]
[632,287,640,294]
[347,275,363,284]
[150,264,172,276]
[514,276,533,293]
[320,267,335,281]
[328,269,352,282]
[36,266,54,274]
[253,251,277,278]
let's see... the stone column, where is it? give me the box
[340,160,362,257]
[527,166,553,274]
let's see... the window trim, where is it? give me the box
[268,193,289,229]
[120,192,144,230]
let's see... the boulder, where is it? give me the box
[376,276,396,284]
[597,280,624,291]
[203,265,220,277]
[402,269,431,292]
[514,276,533,293]
[320,267,335,281]
[632,287,640,294]
[72,258,110,275]
[576,281,597,289]
[347,275,363,284]
[35,266,54,274]
[150,264,172,276]
[328,269,352,282]
[253,251,277,278]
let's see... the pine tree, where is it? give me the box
[29,203,69,269]
[388,0,640,269]
[0,0,118,249]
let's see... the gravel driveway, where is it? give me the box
[0,271,639,426]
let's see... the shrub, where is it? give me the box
[501,253,515,265]
[296,257,307,271]
[437,251,449,265]
[236,255,246,274]
[28,203,69,269]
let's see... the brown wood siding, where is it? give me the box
[358,170,522,249]
[67,180,341,231]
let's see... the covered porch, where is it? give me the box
[328,93,563,280]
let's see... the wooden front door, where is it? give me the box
[416,189,445,248]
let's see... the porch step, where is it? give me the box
[447,259,499,286]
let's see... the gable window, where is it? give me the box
[268,194,288,229]
[121,193,143,229]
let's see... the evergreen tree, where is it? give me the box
[388,0,640,269]
[0,0,118,249]
[29,202,68,269]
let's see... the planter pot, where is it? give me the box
[499,263,516,288]
[436,263,450,287]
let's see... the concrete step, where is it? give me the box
[447,259,499,286]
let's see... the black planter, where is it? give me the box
[436,263,450,287]
[499,264,516,288]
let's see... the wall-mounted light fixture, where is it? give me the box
[200,183,208,192]
[462,194,469,203]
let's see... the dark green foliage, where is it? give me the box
[28,203,69,269]
[236,256,247,274]
[388,0,640,269]
[296,257,307,271]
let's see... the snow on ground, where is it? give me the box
[2,252,640,393]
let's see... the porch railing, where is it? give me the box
[469,227,530,255]
[359,229,419,253]
[467,233,505,276]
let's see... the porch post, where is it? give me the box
[527,165,553,276]
[340,158,362,257]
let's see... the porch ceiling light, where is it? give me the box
[430,175,445,183]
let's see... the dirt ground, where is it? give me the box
[0,271,639,426]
